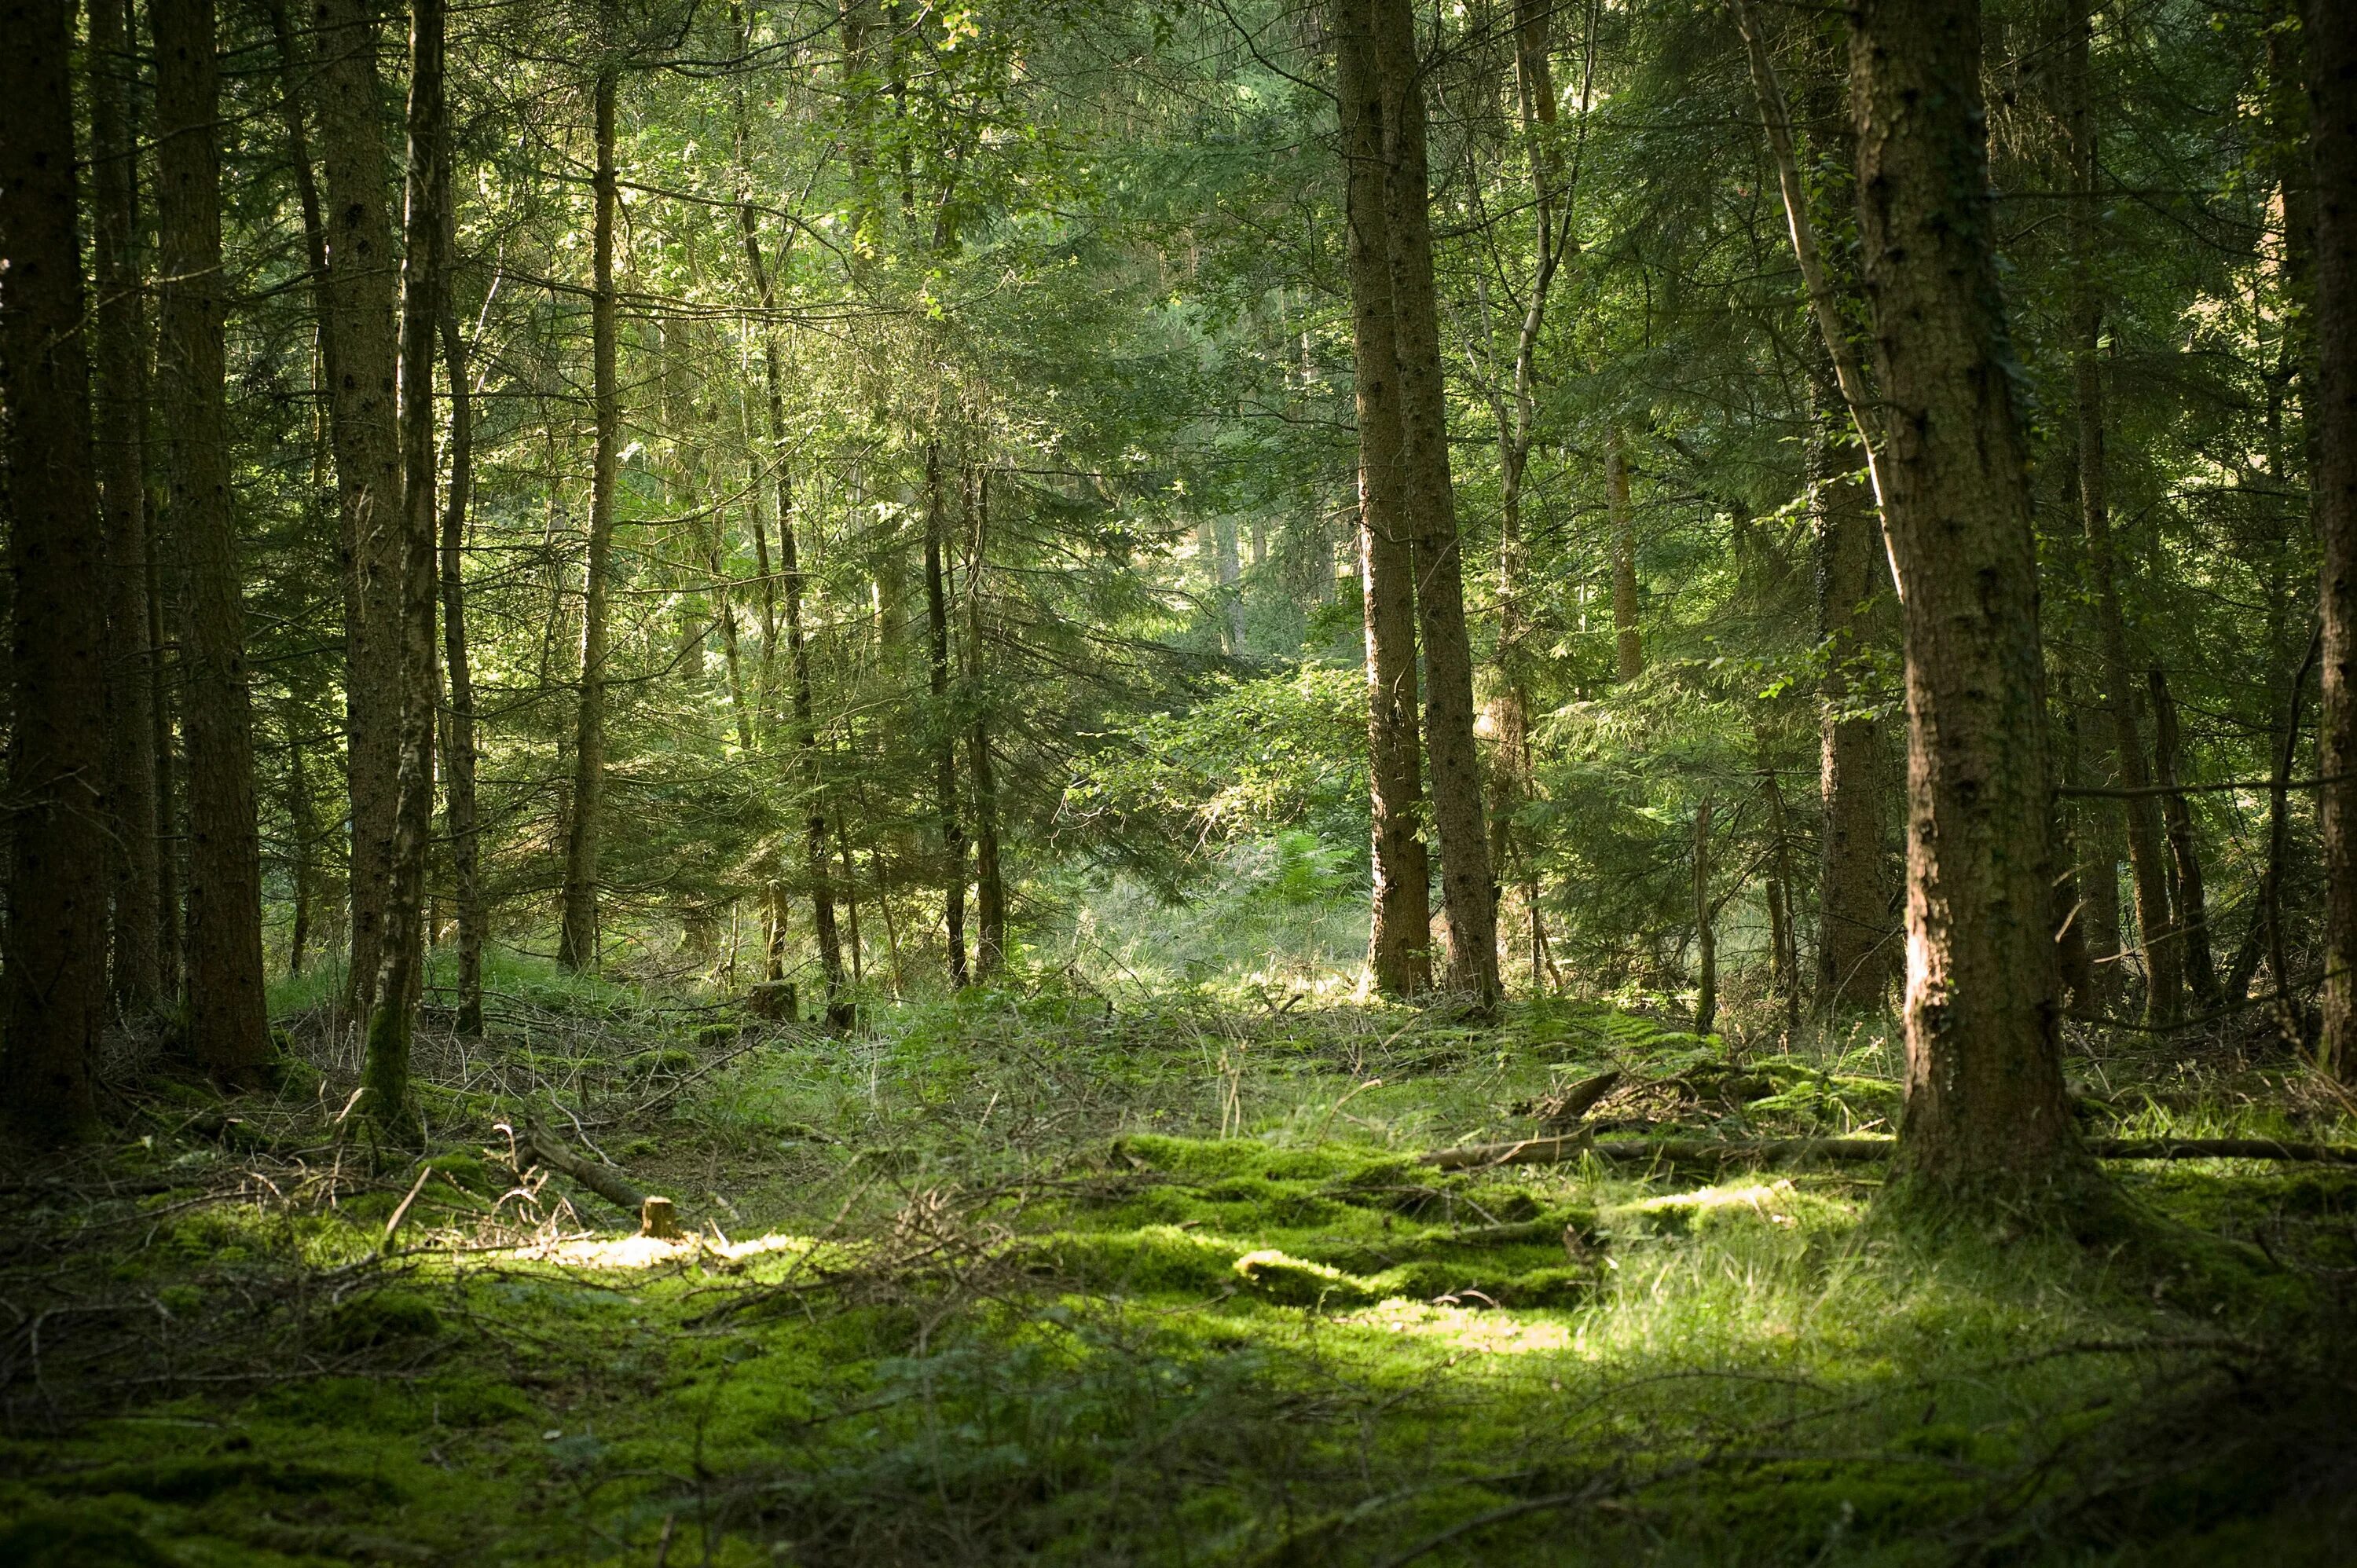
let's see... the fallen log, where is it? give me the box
[522,1119,649,1214]
[1421,1134,2357,1171]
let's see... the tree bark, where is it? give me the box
[310,0,405,1020]
[558,60,619,973]
[925,443,968,987]
[439,297,484,1035]
[1850,0,2080,1192]
[0,0,109,1134]
[1335,0,1431,999]
[88,0,166,1016]
[361,0,447,1143]
[2311,0,2357,1078]
[1607,428,1642,683]
[1368,0,1499,1010]
[155,0,270,1083]
[1691,797,1716,1035]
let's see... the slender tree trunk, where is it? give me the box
[1607,427,1643,683]
[439,299,484,1034]
[311,0,405,1020]
[2311,0,2357,1078]
[1692,797,1716,1035]
[155,0,270,1083]
[2051,682,2097,1014]
[1763,767,1802,1034]
[1368,0,1500,1010]
[0,0,109,1134]
[1335,0,1431,998]
[967,467,1006,979]
[2146,668,2220,1006]
[90,0,165,1015]
[839,822,865,988]
[1850,0,2080,1192]
[559,60,618,972]
[925,445,968,987]
[2065,0,2178,1026]
[361,0,445,1141]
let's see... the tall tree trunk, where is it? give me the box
[2051,680,2098,1013]
[2146,668,2220,1006]
[155,0,270,1083]
[0,0,110,1134]
[558,60,618,972]
[1334,0,1431,998]
[89,0,165,1015]
[2065,0,2179,1027]
[439,298,484,1034]
[924,444,968,987]
[2311,0,2357,1075]
[362,0,446,1142]
[1850,0,2080,1192]
[967,467,1006,979]
[735,119,848,1026]
[1607,427,1643,683]
[311,0,405,1020]
[1691,797,1716,1035]
[287,722,313,975]
[1368,0,1500,1010]
[1762,766,1802,1034]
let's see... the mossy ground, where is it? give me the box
[5,973,2354,1564]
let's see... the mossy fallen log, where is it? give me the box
[1421,1134,2357,1171]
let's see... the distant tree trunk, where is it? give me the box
[2146,668,2220,1006]
[2051,680,2097,1014]
[439,298,484,1034]
[558,60,618,973]
[89,0,166,1016]
[1850,0,2080,1192]
[967,467,1006,980]
[311,0,405,1020]
[1692,797,1716,1036]
[1334,0,1431,998]
[1762,767,1802,1034]
[838,823,865,987]
[1607,427,1643,683]
[1368,0,1500,1011]
[0,0,110,1134]
[2066,0,2178,1028]
[735,134,849,1026]
[1811,351,1893,1011]
[155,0,270,1083]
[361,0,446,1142]
[925,443,969,987]
[287,721,314,974]
[2311,0,2357,1078]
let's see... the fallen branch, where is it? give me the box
[1421,1134,2357,1171]
[521,1119,649,1214]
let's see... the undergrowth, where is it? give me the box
[4,965,2354,1565]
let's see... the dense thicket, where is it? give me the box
[2,0,2350,1178]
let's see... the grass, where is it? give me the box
[4,958,2354,1565]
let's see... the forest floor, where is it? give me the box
[4,967,2356,1566]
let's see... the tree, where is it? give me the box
[1333,0,1430,998]
[1849,0,2080,1190]
[155,0,270,1082]
[1367,0,1499,1010]
[2311,0,2357,1079]
[0,0,111,1135]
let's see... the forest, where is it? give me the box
[2,0,2356,1559]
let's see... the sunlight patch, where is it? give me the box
[511,1231,814,1269]
[1336,1299,1575,1355]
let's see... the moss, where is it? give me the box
[53,1455,398,1507]
[1230,1249,1375,1308]
[0,1505,178,1568]
[317,1292,442,1354]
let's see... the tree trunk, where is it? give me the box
[1850,0,2080,1192]
[2311,0,2357,1079]
[558,61,618,973]
[155,0,270,1083]
[0,0,110,1134]
[1368,0,1500,1011]
[439,297,484,1034]
[2051,680,2097,1013]
[1334,0,1431,999]
[361,0,446,1142]
[1762,766,1802,1034]
[2146,668,2220,1006]
[2066,0,2179,1027]
[1607,427,1643,683]
[968,467,1006,980]
[89,0,166,1016]
[925,444,968,987]
[310,0,405,1020]
[1691,797,1716,1036]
